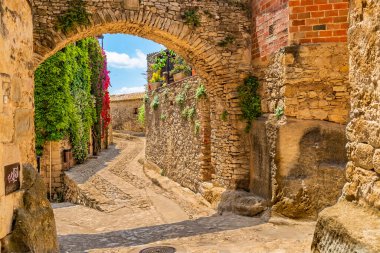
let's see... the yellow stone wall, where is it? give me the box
[0,0,34,240]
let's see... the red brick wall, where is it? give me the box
[252,0,289,60]
[289,0,349,44]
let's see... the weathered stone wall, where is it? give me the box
[0,0,58,251]
[312,1,380,252]
[31,0,253,190]
[248,116,347,219]
[146,76,211,192]
[110,93,145,133]
[0,0,34,243]
[39,139,75,200]
[255,43,350,124]
[342,0,380,211]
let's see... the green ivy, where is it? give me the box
[238,76,261,132]
[57,0,90,34]
[194,120,201,135]
[221,110,229,121]
[150,95,159,110]
[137,104,145,126]
[195,84,207,99]
[160,114,167,121]
[87,37,105,155]
[183,9,201,28]
[35,52,74,156]
[35,38,101,162]
[275,106,284,120]
[175,93,186,107]
[181,106,196,121]
[218,35,236,47]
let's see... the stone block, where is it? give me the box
[124,0,140,10]
[351,143,374,170]
[373,149,380,174]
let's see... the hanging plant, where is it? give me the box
[238,76,261,132]
[56,0,90,34]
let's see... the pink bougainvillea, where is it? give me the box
[100,49,111,137]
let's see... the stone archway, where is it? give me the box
[32,0,253,189]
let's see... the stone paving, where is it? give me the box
[54,133,316,253]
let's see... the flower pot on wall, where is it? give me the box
[173,72,187,82]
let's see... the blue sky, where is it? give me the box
[102,34,164,95]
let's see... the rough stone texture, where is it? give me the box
[217,190,267,217]
[39,139,75,200]
[254,43,350,124]
[146,76,211,192]
[312,201,380,253]
[312,1,380,251]
[110,93,145,132]
[0,0,54,247]
[1,164,58,253]
[341,0,380,210]
[248,116,347,219]
[31,0,253,190]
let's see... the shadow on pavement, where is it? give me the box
[59,213,265,252]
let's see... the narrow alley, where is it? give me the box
[54,132,315,253]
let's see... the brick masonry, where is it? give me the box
[252,0,349,59]
[289,0,349,44]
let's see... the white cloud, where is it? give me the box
[112,86,146,95]
[105,49,147,69]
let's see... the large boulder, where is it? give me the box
[1,164,58,253]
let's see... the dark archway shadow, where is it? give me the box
[58,213,265,252]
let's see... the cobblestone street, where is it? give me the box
[54,133,316,253]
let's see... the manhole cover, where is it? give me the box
[139,246,176,253]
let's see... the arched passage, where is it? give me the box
[31,0,253,189]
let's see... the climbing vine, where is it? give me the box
[35,52,74,156]
[238,76,261,132]
[57,0,90,34]
[35,37,109,162]
[182,9,201,28]
[87,37,105,155]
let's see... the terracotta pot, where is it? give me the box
[173,72,187,82]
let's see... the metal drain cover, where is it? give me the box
[139,246,176,253]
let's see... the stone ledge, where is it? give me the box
[312,201,380,253]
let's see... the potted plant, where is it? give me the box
[150,71,164,90]
[170,56,192,82]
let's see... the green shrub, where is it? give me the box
[221,110,229,121]
[175,93,186,107]
[195,84,207,99]
[218,35,236,47]
[238,76,261,132]
[137,104,145,126]
[194,121,201,135]
[160,114,167,121]
[150,95,159,110]
[56,0,90,34]
[183,9,201,28]
[275,106,284,119]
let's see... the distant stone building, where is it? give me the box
[110,92,145,133]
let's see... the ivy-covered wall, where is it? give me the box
[34,37,110,163]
